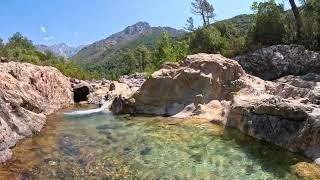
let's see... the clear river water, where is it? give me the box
[0,105,318,179]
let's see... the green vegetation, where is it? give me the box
[301,0,320,50]
[189,22,246,57]
[247,1,288,47]
[84,32,188,79]
[0,33,99,80]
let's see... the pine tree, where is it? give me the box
[191,0,215,26]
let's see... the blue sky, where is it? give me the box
[1,0,292,46]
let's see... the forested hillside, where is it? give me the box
[72,22,185,64]
[71,22,185,79]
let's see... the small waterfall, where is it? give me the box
[64,99,113,116]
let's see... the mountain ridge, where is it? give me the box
[36,43,85,58]
[71,21,186,64]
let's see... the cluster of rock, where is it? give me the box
[71,74,145,105]
[0,44,319,165]
[234,44,320,80]
[111,52,320,164]
[0,61,73,163]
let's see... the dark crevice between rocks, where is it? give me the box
[73,86,90,103]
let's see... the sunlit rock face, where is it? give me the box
[111,53,320,162]
[0,61,73,163]
[112,54,245,117]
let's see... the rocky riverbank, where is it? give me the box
[0,61,73,163]
[70,73,145,105]
[0,45,319,165]
[111,52,320,164]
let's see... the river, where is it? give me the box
[0,105,317,179]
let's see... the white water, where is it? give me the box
[64,100,113,116]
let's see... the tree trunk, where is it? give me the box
[289,0,304,40]
[201,11,207,26]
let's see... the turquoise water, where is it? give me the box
[0,106,313,179]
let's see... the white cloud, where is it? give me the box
[40,26,47,33]
[43,36,55,41]
[73,31,79,37]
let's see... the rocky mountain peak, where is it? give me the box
[123,22,151,35]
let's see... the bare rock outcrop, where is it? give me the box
[234,45,320,80]
[111,53,320,163]
[0,62,73,163]
[112,54,244,116]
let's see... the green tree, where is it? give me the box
[0,38,6,57]
[5,32,38,63]
[174,40,189,60]
[289,0,304,40]
[185,17,195,32]
[191,0,215,26]
[248,0,287,47]
[189,22,245,57]
[190,26,225,54]
[214,22,246,57]
[153,32,175,68]
[6,32,34,50]
[301,0,320,50]
[134,45,151,71]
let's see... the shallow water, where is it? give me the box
[0,106,316,179]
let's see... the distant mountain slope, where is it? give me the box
[71,22,185,65]
[36,43,84,58]
[216,14,252,34]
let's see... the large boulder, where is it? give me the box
[0,62,73,163]
[112,54,245,116]
[234,45,320,80]
[111,53,320,163]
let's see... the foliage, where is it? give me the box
[84,32,189,80]
[153,32,189,69]
[301,0,320,50]
[217,15,252,35]
[247,0,288,47]
[0,38,6,57]
[134,45,151,71]
[189,22,245,57]
[86,49,138,80]
[185,17,195,32]
[1,33,99,80]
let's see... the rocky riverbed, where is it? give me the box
[1,107,319,179]
[0,44,319,167]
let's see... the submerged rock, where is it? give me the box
[111,53,320,162]
[0,61,73,162]
[58,134,80,156]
